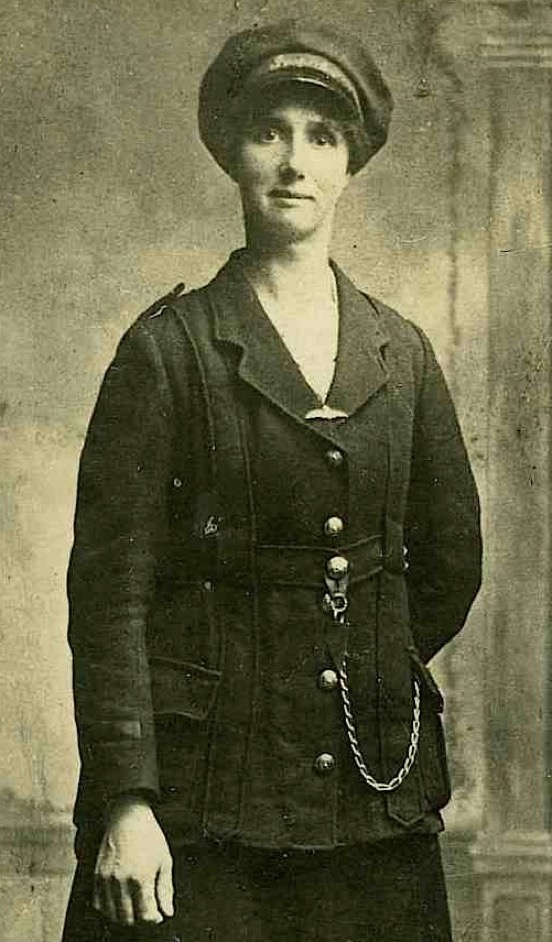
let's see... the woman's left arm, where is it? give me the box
[405,326,483,663]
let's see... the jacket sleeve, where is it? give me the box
[68,317,174,816]
[405,326,482,663]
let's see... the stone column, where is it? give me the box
[471,3,552,939]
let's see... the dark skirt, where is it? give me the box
[62,834,452,942]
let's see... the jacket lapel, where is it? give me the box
[208,253,321,420]
[207,252,389,432]
[326,263,389,416]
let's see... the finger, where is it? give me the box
[92,847,108,914]
[112,879,135,926]
[93,842,117,921]
[92,873,114,921]
[132,879,164,925]
[98,877,119,924]
[92,872,102,913]
[156,858,175,918]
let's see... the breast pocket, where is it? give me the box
[150,656,221,809]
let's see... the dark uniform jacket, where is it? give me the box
[68,252,482,850]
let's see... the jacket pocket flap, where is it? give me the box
[150,657,222,720]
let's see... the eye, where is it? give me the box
[310,124,339,147]
[250,124,281,144]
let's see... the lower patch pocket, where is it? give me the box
[409,650,451,812]
[150,657,222,808]
[384,650,451,825]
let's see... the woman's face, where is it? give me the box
[233,87,351,245]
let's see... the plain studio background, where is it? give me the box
[0,1,550,940]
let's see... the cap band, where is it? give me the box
[246,52,363,120]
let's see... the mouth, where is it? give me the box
[270,189,314,201]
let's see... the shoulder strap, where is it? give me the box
[143,282,187,320]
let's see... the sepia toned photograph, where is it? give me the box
[1,2,550,940]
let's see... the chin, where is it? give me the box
[243,198,319,238]
[262,213,321,243]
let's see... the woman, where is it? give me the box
[63,20,482,942]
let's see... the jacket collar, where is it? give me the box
[207,250,389,429]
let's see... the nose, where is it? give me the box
[279,134,306,179]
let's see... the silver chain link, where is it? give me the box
[338,658,421,792]
[324,581,421,792]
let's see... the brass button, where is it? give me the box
[314,753,336,775]
[325,448,344,469]
[323,516,344,539]
[318,669,338,691]
[326,555,349,580]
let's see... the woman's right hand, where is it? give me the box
[93,794,175,926]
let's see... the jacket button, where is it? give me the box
[325,448,344,469]
[323,516,344,538]
[314,753,336,775]
[318,669,338,691]
[326,555,349,580]
[173,477,183,488]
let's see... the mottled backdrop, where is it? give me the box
[2,1,549,940]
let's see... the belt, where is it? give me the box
[252,533,406,588]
